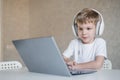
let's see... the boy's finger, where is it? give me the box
[67,62,73,65]
[73,62,77,65]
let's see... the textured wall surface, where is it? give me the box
[0,0,3,61]
[2,0,29,63]
[2,0,120,69]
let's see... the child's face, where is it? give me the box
[77,22,96,44]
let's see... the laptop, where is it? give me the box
[13,36,96,76]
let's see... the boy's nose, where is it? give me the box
[82,30,87,35]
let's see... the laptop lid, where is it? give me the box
[13,36,71,76]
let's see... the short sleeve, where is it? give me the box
[63,40,76,58]
[95,38,107,59]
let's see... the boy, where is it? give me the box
[63,8,107,71]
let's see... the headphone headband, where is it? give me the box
[72,8,104,38]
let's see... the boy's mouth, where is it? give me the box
[82,36,88,39]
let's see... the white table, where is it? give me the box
[0,70,120,80]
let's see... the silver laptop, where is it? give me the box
[13,36,96,76]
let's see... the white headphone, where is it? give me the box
[72,8,104,38]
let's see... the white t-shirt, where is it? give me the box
[63,38,107,63]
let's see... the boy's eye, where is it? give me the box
[87,28,91,30]
[79,28,83,30]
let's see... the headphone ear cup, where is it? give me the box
[72,23,78,38]
[99,19,104,36]
[96,21,101,35]
[96,18,104,36]
[92,9,104,36]
[74,24,78,36]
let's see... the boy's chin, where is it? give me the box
[82,40,91,44]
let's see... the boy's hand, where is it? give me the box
[63,57,79,70]
[67,61,74,66]
[70,64,79,71]
[67,61,78,70]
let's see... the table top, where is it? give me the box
[0,70,120,80]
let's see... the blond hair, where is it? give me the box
[75,8,100,26]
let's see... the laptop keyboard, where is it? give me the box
[69,68,97,75]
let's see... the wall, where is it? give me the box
[0,0,3,61]
[2,0,120,69]
[2,0,29,63]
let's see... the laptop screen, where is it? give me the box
[13,36,71,76]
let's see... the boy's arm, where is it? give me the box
[72,56,104,70]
